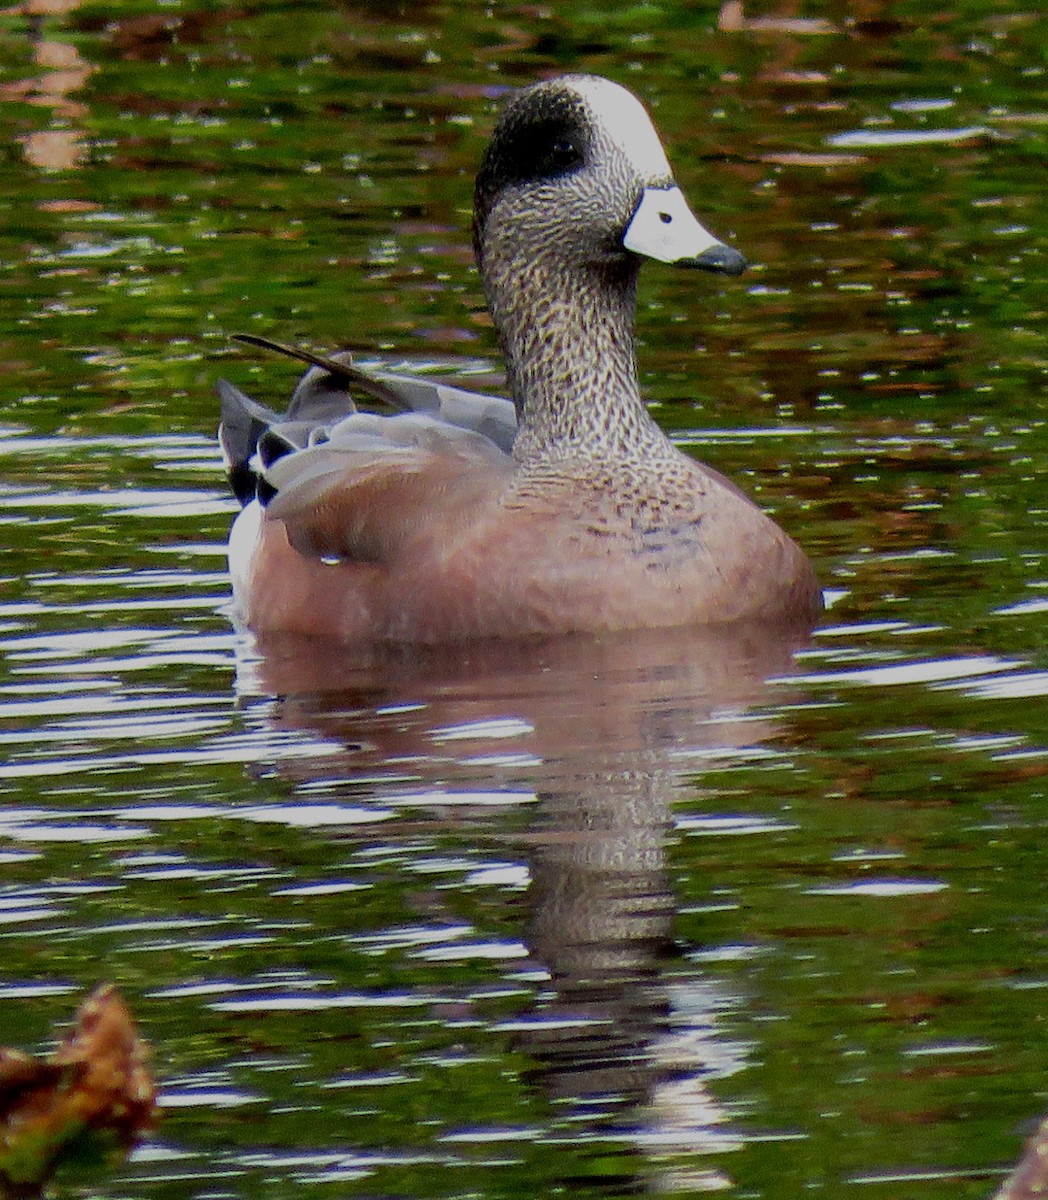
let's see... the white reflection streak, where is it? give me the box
[789,654,1025,687]
[933,670,1048,700]
[806,880,948,897]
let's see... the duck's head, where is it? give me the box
[473,74,746,282]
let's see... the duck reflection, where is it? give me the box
[236,619,812,1190]
[5,1,93,172]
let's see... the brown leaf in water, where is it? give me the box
[0,986,156,1199]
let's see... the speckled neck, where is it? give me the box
[481,251,672,465]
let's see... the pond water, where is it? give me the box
[0,2,1045,1198]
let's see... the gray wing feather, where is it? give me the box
[218,341,518,508]
[266,412,507,519]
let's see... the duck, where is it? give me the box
[218,73,822,644]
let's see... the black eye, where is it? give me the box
[548,137,582,170]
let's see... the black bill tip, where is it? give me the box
[678,243,748,276]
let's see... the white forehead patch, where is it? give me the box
[564,76,674,183]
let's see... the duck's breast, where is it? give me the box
[383,457,821,639]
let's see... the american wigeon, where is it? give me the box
[219,74,821,643]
